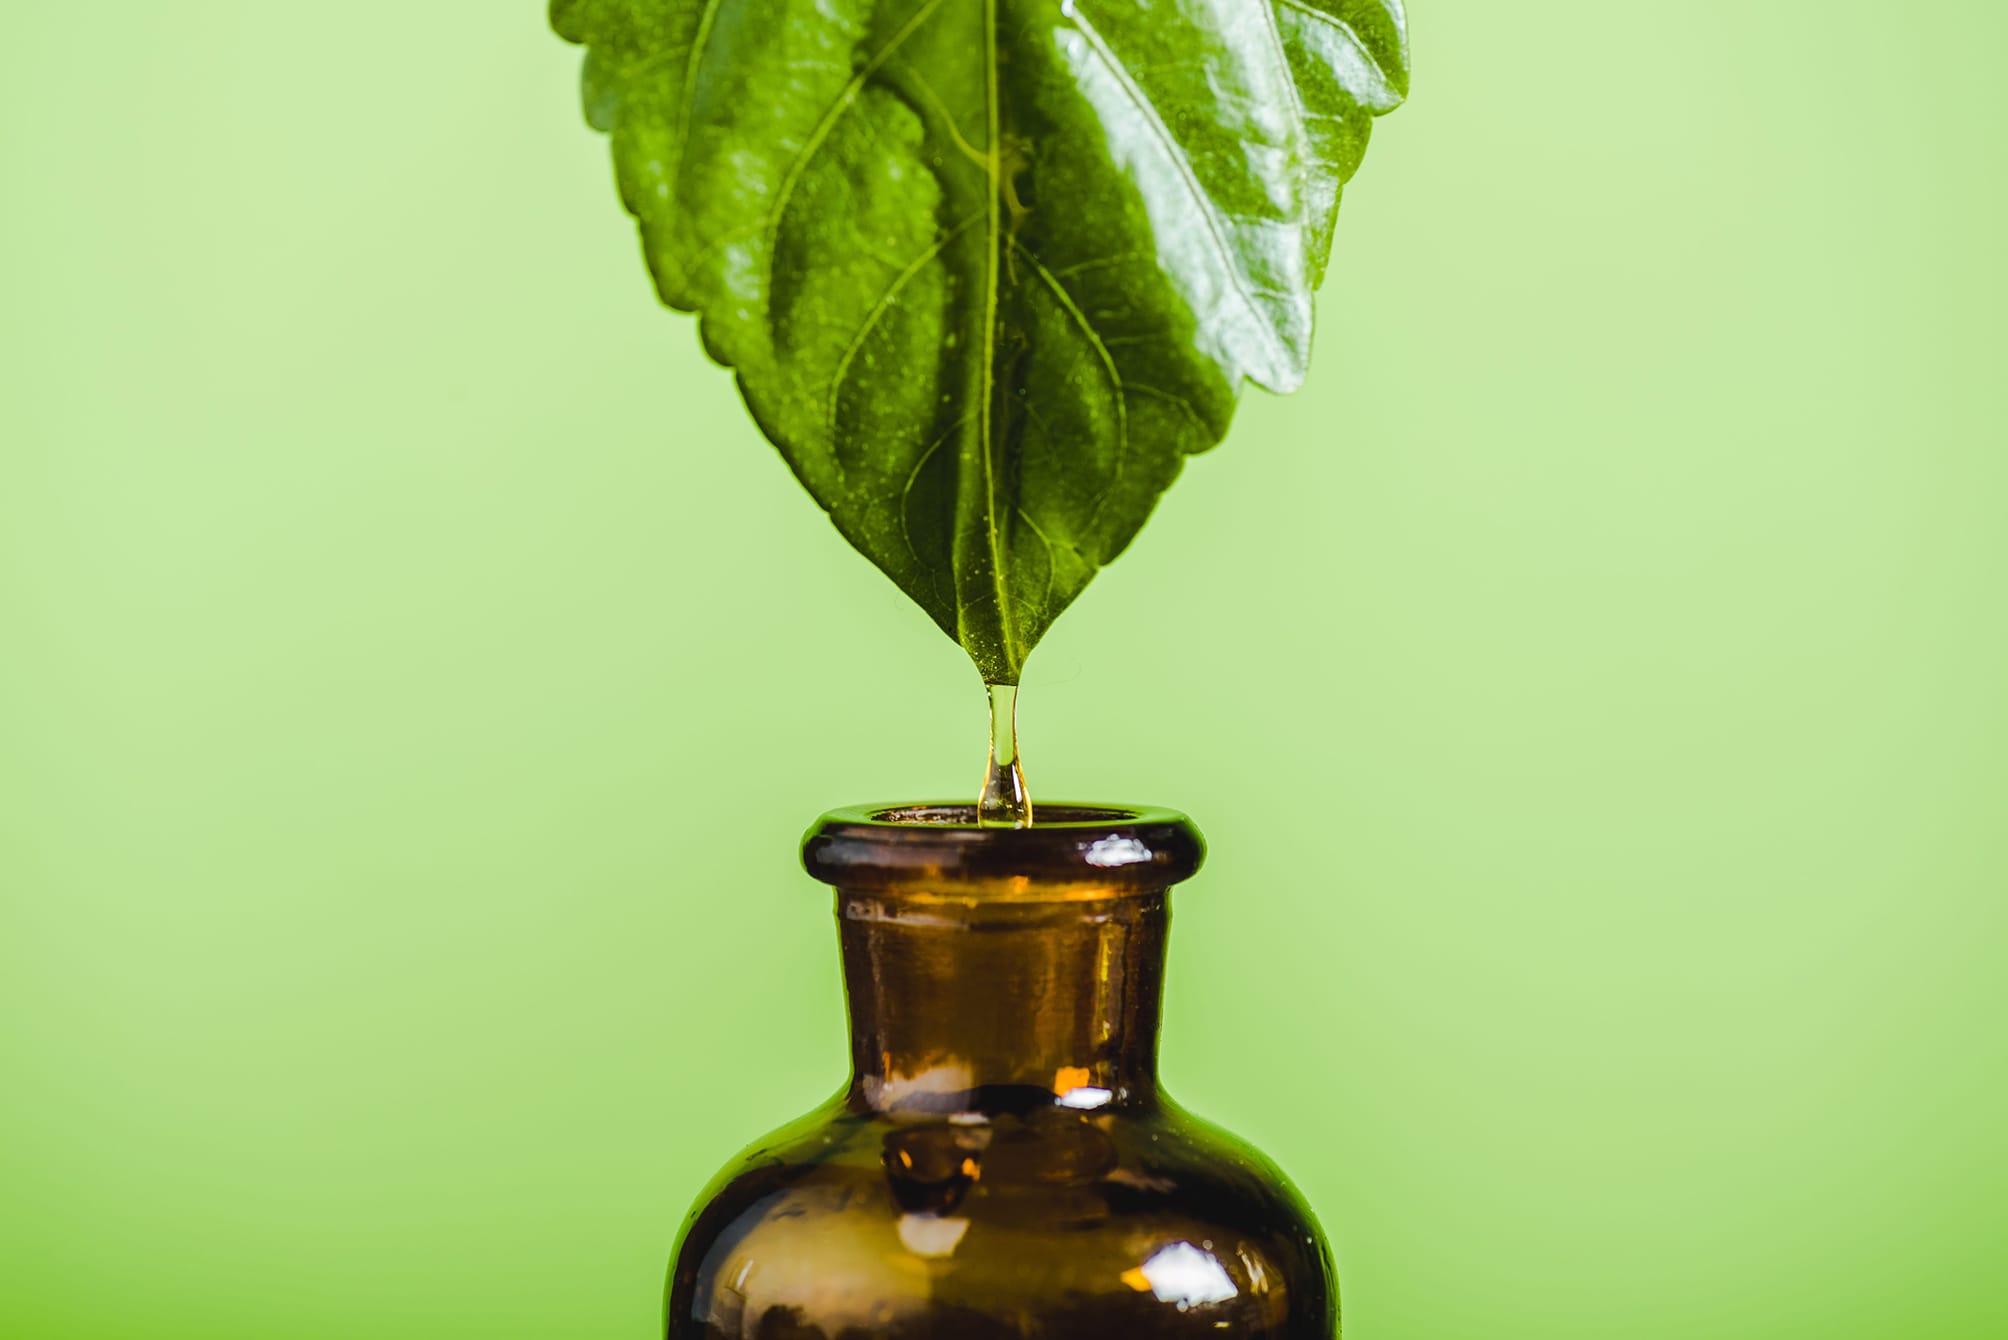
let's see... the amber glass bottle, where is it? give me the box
[665,804,1336,1339]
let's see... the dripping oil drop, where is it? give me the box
[978,682,1031,827]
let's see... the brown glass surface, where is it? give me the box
[666,805,1334,1339]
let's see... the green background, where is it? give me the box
[4,3,2004,1336]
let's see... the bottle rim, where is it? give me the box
[801,802,1205,896]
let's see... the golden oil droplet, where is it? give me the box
[978,682,1032,828]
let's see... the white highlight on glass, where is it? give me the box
[897,1214,970,1259]
[1086,835,1152,868]
[1141,1242,1240,1309]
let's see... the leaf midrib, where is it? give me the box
[970,0,1017,676]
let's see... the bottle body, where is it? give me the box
[664,805,1336,1339]
[667,1093,1332,1338]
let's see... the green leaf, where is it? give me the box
[553,0,1409,683]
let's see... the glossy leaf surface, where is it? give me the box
[554,0,1409,682]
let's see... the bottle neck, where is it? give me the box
[836,890,1168,1115]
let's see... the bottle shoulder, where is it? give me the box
[667,1095,1333,1339]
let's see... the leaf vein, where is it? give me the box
[761,0,951,269]
[1271,0,1402,98]
[901,413,973,574]
[1069,4,1290,373]
[1011,238,1130,535]
[826,212,986,441]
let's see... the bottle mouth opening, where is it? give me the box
[803,802,1205,895]
[865,803,1144,827]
